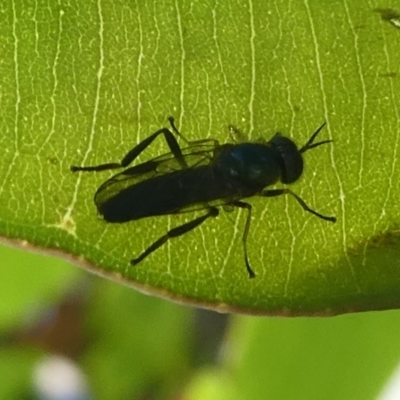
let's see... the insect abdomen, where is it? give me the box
[98,166,247,223]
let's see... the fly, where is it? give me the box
[71,117,336,278]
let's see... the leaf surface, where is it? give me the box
[1,1,400,314]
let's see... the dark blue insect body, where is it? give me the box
[71,117,336,278]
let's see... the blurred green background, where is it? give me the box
[2,243,400,400]
[2,1,400,398]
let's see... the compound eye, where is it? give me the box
[271,136,303,184]
[281,150,303,183]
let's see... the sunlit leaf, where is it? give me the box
[1,1,400,314]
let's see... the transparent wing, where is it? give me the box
[94,144,216,207]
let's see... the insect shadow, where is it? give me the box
[71,117,336,278]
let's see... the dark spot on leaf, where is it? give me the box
[293,104,301,113]
[48,157,58,164]
[374,8,400,30]
[379,72,397,78]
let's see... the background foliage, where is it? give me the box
[1,0,400,398]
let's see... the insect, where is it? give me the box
[71,117,336,278]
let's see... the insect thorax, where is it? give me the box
[213,143,282,189]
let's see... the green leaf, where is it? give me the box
[1,1,400,314]
[0,347,42,399]
[221,312,400,400]
[0,244,79,328]
[83,282,193,399]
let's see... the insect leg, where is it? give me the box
[130,207,219,267]
[260,189,336,222]
[227,125,247,143]
[168,117,219,148]
[71,123,188,173]
[230,201,256,279]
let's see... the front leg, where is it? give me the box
[260,188,336,222]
